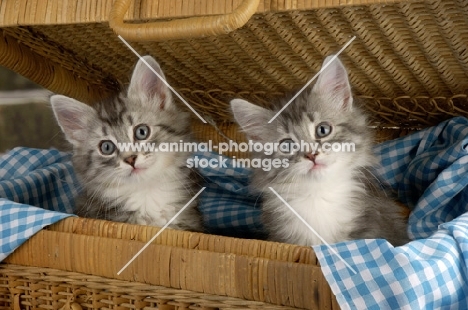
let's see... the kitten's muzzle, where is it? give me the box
[305,152,319,163]
[124,155,138,168]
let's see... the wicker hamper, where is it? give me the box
[1,0,468,309]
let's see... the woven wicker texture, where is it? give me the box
[4,218,337,310]
[0,264,309,310]
[0,1,464,309]
[1,0,468,128]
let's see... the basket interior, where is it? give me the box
[1,0,468,129]
[1,0,468,309]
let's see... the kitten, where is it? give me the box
[230,56,409,246]
[51,56,202,232]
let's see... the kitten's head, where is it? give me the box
[231,55,373,179]
[51,56,191,187]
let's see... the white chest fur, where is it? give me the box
[270,172,364,245]
[100,168,187,227]
[124,182,181,226]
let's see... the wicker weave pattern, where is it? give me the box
[0,264,306,309]
[0,1,467,309]
[2,0,468,127]
[4,218,335,309]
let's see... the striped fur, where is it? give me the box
[51,56,202,232]
[231,56,409,246]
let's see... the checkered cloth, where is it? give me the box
[0,147,265,261]
[194,151,265,239]
[315,116,468,309]
[2,117,468,309]
[0,148,77,260]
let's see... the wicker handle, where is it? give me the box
[109,0,261,41]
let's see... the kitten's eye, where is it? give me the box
[279,138,297,155]
[134,124,150,140]
[99,140,116,155]
[316,122,332,138]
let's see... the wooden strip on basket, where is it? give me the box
[45,218,317,264]
[4,228,329,309]
[109,0,262,41]
[0,0,407,27]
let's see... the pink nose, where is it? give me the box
[124,155,137,167]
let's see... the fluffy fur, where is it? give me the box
[51,56,202,231]
[231,56,409,246]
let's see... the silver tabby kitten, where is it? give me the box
[51,56,202,231]
[231,56,409,246]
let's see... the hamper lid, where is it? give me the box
[0,0,467,128]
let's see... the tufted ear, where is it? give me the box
[230,99,273,141]
[127,55,172,109]
[312,55,353,110]
[50,95,97,145]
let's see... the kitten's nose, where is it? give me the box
[124,155,137,168]
[305,152,319,162]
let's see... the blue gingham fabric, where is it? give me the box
[2,117,468,309]
[315,116,468,309]
[0,147,265,261]
[193,151,265,238]
[374,117,468,240]
[0,148,77,260]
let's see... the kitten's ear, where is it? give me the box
[128,55,171,109]
[230,99,271,141]
[312,55,353,110]
[50,95,97,145]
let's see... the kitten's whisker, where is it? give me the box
[253,193,262,208]
[268,187,357,275]
[362,167,385,188]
